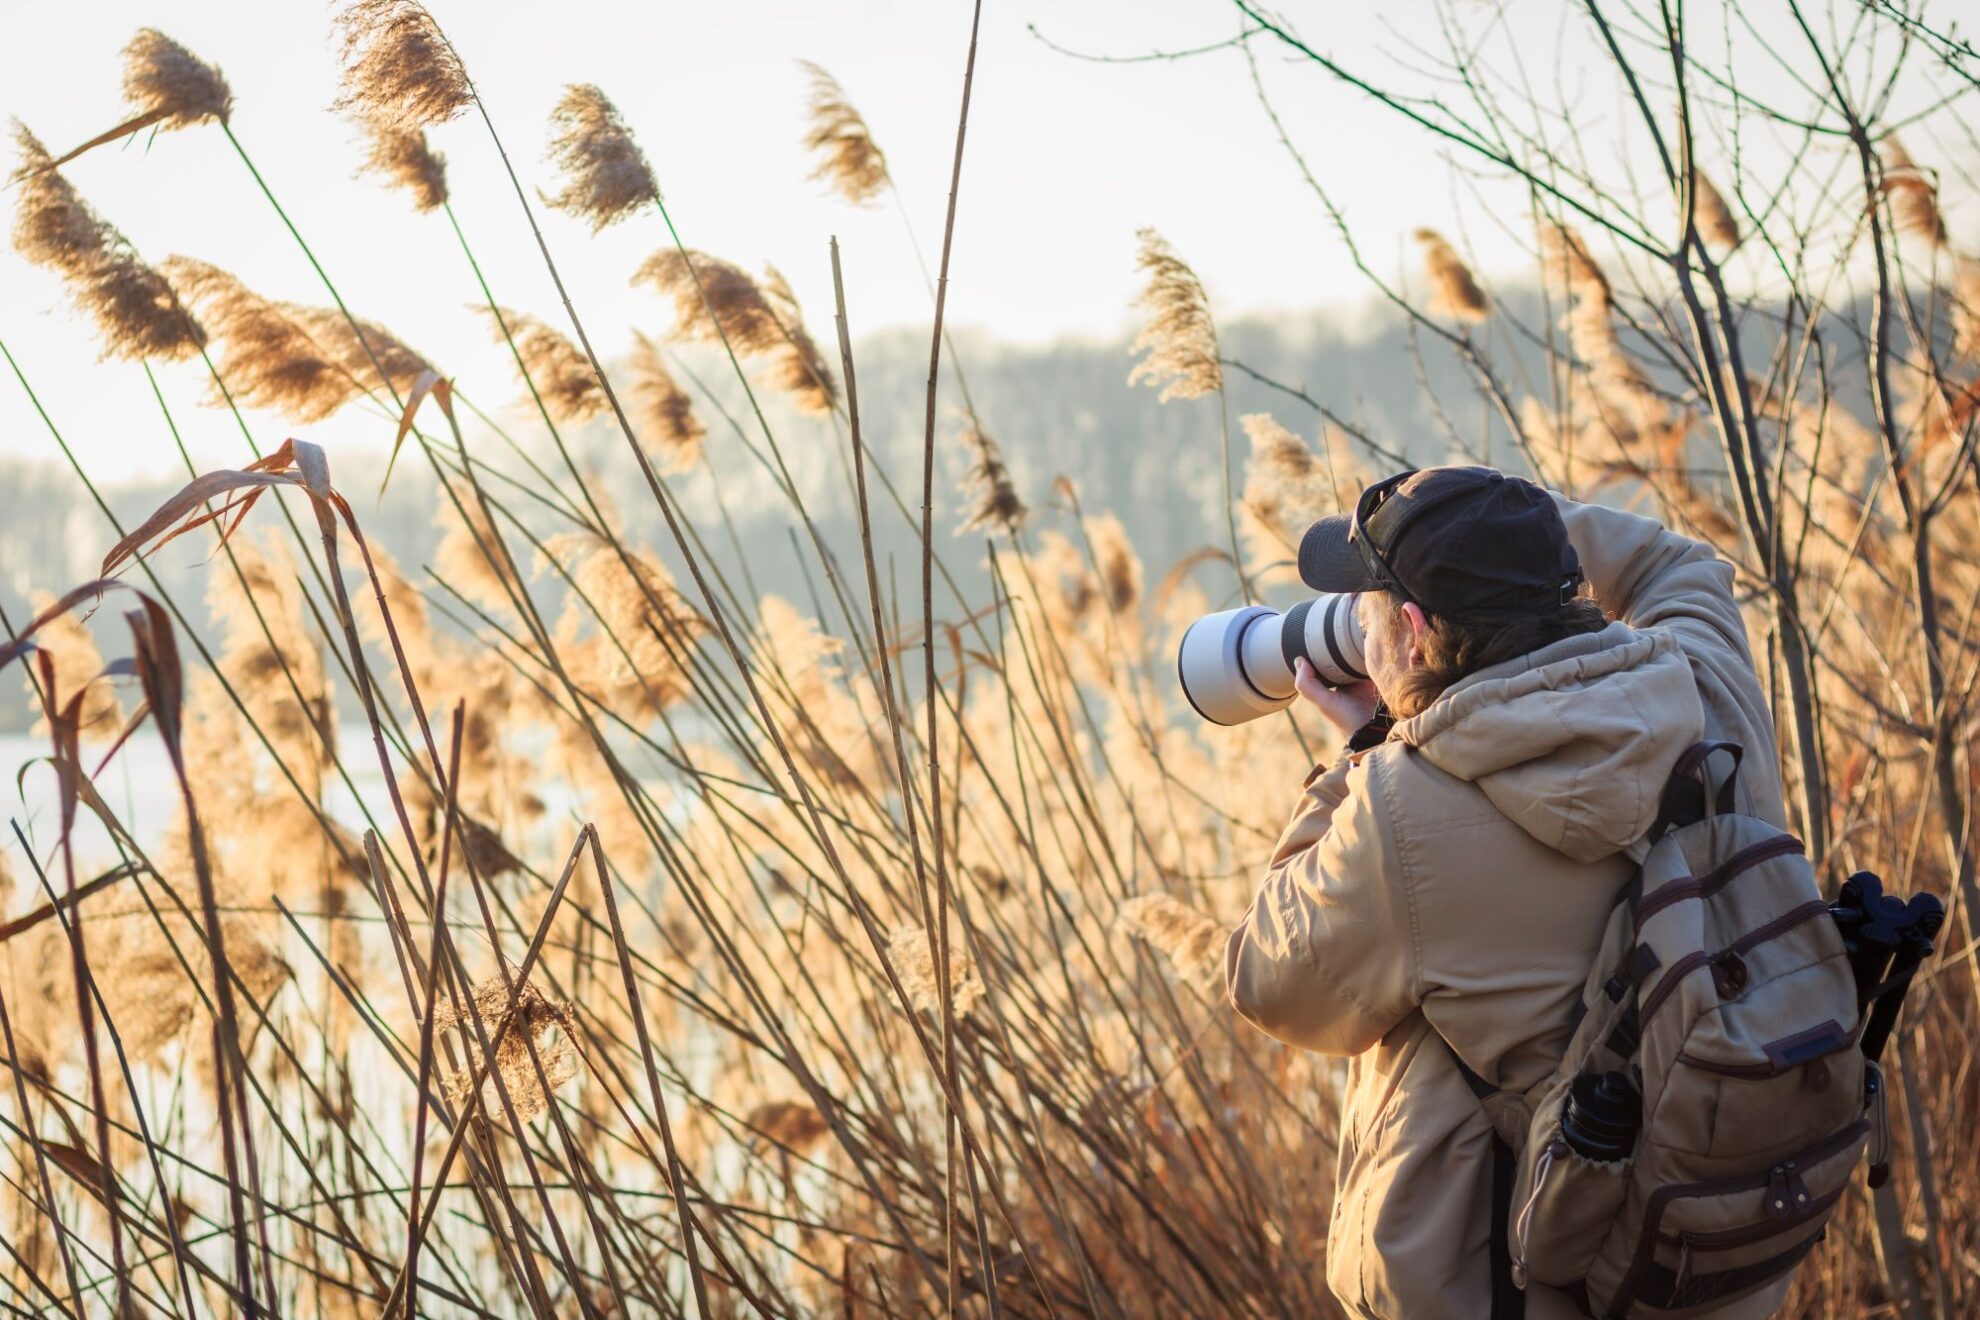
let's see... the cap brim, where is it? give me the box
[1298,516,1383,593]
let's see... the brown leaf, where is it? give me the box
[382,369,453,496]
[41,1141,116,1206]
[100,439,310,577]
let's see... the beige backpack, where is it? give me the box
[1465,741,1877,1316]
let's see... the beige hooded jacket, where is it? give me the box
[1226,496,1792,1318]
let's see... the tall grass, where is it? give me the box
[3,3,1979,1317]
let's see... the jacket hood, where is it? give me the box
[1393,622,1705,862]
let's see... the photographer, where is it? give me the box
[1226,466,1789,1318]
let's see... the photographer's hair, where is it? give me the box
[1373,590,1608,719]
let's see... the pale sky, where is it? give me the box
[1,1,1972,478]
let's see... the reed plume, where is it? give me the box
[163,257,431,419]
[747,1100,831,1154]
[629,332,706,471]
[480,306,605,423]
[125,28,232,129]
[634,248,838,411]
[359,124,448,211]
[1538,222,1658,442]
[10,126,206,362]
[23,590,124,740]
[799,61,890,206]
[957,422,1026,533]
[332,0,472,132]
[542,84,658,231]
[760,267,838,413]
[1879,136,1946,246]
[1413,229,1488,322]
[435,977,579,1122]
[887,926,985,1019]
[1119,894,1225,988]
[1129,228,1222,401]
[1690,170,1740,248]
[1088,514,1142,614]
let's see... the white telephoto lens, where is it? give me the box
[1176,606,1297,726]
[1294,592,1368,687]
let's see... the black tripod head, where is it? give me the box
[1830,872,1944,1064]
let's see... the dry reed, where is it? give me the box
[480,305,605,423]
[9,126,206,362]
[542,84,658,231]
[1414,228,1489,322]
[1128,227,1222,401]
[799,61,890,206]
[332,0,472,132]
[627,332,706,471]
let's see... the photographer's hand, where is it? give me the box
[1293,658,1381,747]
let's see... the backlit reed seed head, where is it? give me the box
[1539,221,1611,305]
[101,916,291,1063]
[1119,893,1225,988]
[360,124,448,211]
[887,926,986,1019]
[208,537,335,772]
[758,265,839,412]
[332,0,471,132]
[629,332,706,471]
[1129,227,1222,401]
[163,257,431,419]
[1413,229,1488,323]
[435,977,579,1122]
[1239,413,1333,575]
[543,84,658,231]
[800,61,890,206]
[1088,514,1141,614]
[957,422,1026,533]
[123,29,232,130]
[637,249,782,348]
[24,590,124,740]
[1690,170,1739,248]
[1954,259,1980,362]
[480,305,604,423]
[434,483,519,612]
[634,248,839,411]
[747,1099,831,1155]
[10,126,207,362]
[1879,136,1946,246]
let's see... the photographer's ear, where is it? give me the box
[1401,601,1429,669]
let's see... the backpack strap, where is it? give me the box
[1646,740,1743,842]
[1441,1040,1527,1319]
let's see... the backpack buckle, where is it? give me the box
[1711,950,1750,999]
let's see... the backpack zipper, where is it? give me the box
[1659,1184,1843,1251]
[1637,899,1832,1026]
[1608,1120,1869,1312]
